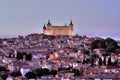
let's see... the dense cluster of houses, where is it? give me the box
[0,33,120,80]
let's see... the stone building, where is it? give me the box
[43,20,74,36]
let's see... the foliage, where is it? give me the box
[108,57,112,66]
[91,39,106,50]
[0,66,7,72]
[16,52,26,60]
[91,38,118,53]
[34,68,50,77]
[92,54,99,59]
[98,58,102,66]
[113,60,118,66]
[58,68,67,72]
[83,49,90,55]
[72,69,81,76]
[103,56,106,65]
[82,59,91,64]
[26,53,32,60]
[0,74,8,80]
[10,71,22,77]
[91,57,94,66]
[82,59,87,64]
[25,72,36,79]
[16,52,32,60]
[102,52,111,56]
[106,38,118,53]
[49,69,57,76]
[91,54,99,66]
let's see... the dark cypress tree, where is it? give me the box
[98,58,102,66]
[25,72,36,79]
[103,56,106,65]
[108,57,112,66]
[113,60,118,66]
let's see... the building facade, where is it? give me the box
[43,20,74,36]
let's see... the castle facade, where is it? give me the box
[43,20,74,36]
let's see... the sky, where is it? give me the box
[0,0,120,40]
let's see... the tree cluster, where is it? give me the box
[25,68,57,79]
[72,69,81,76]
[10,71,22,77]
[91,38,118,53]
[16,52,32,60]
[25,67,83,79]
[91,39,106,50]
[0,66,9,80]
[98,57,118,66]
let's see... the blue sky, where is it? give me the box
[0,0,120,40]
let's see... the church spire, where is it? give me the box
[69,20,73,26]
[47,19,51,26]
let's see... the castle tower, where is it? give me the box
[43,24,46,30]
[47,19,52,26]
[69,20,74,35]
[69,20,73,26]
[43,24,46,34]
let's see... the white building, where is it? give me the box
[20,67,31,77]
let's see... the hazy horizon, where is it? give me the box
[0,0,120,40]
[0,33,119,41]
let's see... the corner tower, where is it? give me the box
[47,19,52,26]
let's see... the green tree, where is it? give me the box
[58,68,67,71]
[0,74,8,80]
[103,51,111,56]
[91,38,118,53]
[106,38,118,53]
[91,39,106,51]
[82,59,90,64]
[91,54,99,66]
[99,39,107,48]
[108,57,112,66]
[91,40,99,50]
[16,52,32,61]
[83,49,90,55]
[0,66,7,72]
[91,57,94,66]
[16,52,26,60]
[26,53,32,60]
[10,71,22,77]
[50,69,57,76]
[98,58,102,66]
[82,59,86,64]
[34,68,49,77]
[103,56,106,65]
[72,69,80,76]
[25,72,36,79]
[113,60,118,66]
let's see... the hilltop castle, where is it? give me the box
[43,20,74,36]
